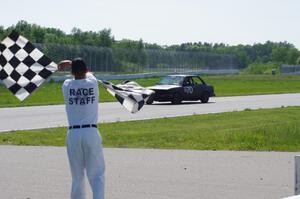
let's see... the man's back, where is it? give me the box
[62,73,99,126]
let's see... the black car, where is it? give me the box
[146,75,215,104]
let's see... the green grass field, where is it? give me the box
[1,75,300,108]
[1,106,300,151]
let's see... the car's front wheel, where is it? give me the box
[146,95,154,105]
[171,93,182,104]
[200,92,209,103]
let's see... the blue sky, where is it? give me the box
[1,0,300,49]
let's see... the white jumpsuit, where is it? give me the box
[62,73,105,199]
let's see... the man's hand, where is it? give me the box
[58,60,72,71]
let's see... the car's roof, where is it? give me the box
[167,74,199,77]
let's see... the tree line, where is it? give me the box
[0,21,299,73]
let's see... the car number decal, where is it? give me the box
[184,86,193,94]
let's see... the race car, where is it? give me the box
[146,75,215,104]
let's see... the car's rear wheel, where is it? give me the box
[200,92,209,103]
[171,93,182,104]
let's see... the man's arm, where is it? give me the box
[58,59,96,80]
[58,60,72,71]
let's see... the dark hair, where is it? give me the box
[71,58,88,74]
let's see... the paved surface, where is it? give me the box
[0,93,300,132]
[0,145,297,199]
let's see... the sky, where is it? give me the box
[1,0,300,49]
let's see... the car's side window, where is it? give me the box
[186,77,193,86]
[183,77,190,86]
[192,77,203,85]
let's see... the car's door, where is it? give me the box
[191,76,205,99]
[182,77,195,100]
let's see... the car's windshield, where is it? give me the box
[158,76,183,85]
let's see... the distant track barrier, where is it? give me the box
[51,69,240,82]
[281,65,300,75]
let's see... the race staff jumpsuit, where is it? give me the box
[62,73,105,199]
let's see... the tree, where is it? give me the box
[286,48,300,64]
[99,28,113,47]
[271,46,288,63]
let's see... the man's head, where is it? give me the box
[71,58,88,79]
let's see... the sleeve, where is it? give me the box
[86,72,97,81]
[62,80,70,100]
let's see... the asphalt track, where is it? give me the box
[0,93,300,132]
[0,146,297,199]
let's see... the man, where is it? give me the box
[58,58,105,199]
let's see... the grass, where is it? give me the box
[1,75,300,107]
[1,106,300,151]
[207,75,300,96]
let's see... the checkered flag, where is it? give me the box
[99,80,154,113]
[0,31,57,101]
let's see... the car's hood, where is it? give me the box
[147,85,180,90]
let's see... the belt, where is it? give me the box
[69,124,97,130]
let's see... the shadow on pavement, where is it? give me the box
[147,101,215,106]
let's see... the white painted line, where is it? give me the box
[282,195,300,199]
